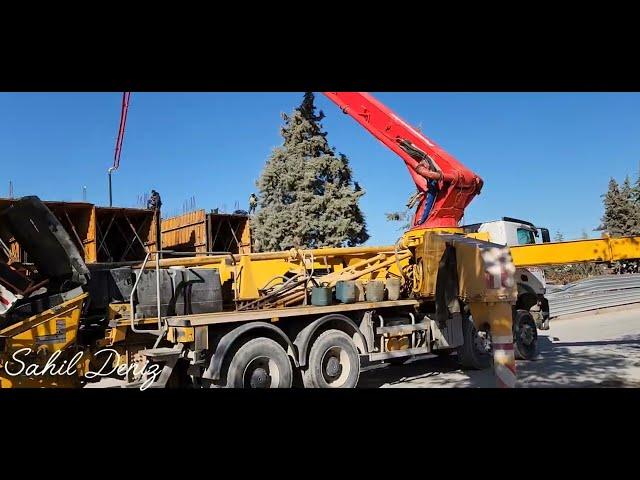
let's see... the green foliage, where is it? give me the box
[600,175,640,236]
[385,209,412,232]
[252,93,369,252]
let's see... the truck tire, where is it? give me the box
[457,316,492,370]
[302,330,360,388]
[513,309,538,360]
[226,337,293,388]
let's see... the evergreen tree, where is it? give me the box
[554,230,564,242]
[252,93,369,252]
[385,210,411,232]
[634,173,640,205]
[600,178,627,236]
[620,175,640,235]
[601,176,640,236]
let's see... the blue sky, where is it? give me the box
[2,92,639,246]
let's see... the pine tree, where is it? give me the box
[619,176,640,235]
[554,230,564,242]
[600,176,640,236]
[634,172,640,205]
[600,178,627,236]
[252,93,369,252]
[385,210,411,232]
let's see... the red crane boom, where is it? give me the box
[114,92,482,228]
[323,92,483,229]
[108,92,131,206]
[112,91,131,171]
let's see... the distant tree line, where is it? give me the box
[599,175,640,236]
[546,173,640,283]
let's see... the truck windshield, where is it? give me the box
[517,228,536,245]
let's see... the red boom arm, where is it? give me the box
[323,92,483,229]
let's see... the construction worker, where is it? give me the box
[248,193,258,214]
[148,190,162,211]
[412,157,442,226]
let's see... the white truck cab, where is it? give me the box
[469,217,551,247]
[463,218,552,360]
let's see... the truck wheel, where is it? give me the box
[514,310,538,360]
[457,316,492,370]
[302,330,360,388]
[226,337,293,388]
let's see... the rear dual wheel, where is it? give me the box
[226,337,293,388]
[457,309,539,370]
[302,330,360,388]
[457,315,493,370]
[513,309,538,360]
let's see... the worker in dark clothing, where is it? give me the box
[413,157,442,226]
[148,190,162,211]
[248,193,258,214]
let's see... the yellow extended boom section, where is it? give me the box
[509,235,640,267]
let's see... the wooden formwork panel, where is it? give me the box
[207,213,252,254]
[46,202,96,263]
[161,210,252,255]
[94,206,159,263]
[0,198,158,264]
[161,209,208,253]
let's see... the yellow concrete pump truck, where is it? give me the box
[8,92,637,389]
[0,201,519,389]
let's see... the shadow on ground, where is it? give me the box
[358,333,640,388]
[516,334,640,387]
[357,353,494,388]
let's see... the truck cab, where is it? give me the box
[465,217,551,247]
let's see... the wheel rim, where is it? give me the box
[518,322,536,346]
[320,346,351,387]
[243,356,280,388]
[473,326,492,355]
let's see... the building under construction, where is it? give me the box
[0,197,160,265]
[161,209,251,255]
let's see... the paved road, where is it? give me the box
[358,306,640,388]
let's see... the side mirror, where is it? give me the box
[540,228,551,243]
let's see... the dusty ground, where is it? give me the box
[358,305,640,388]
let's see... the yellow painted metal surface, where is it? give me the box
[510,235,640,267]
[386,336,410,351]
[167,326,195,343]
[453,235,517,303]
[0,293,88,388]
[465,231,490,242]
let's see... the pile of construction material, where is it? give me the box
[546,273,640,318]
[0,197,90,327]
